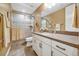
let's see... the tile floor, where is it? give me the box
[8,40,37,56]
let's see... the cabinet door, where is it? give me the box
[32,36,37,51]
[51,48,66,56]
[32,35,42,56]
[42,42,51,56]
[36,40,42,56]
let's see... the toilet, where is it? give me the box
[25,37,33,47]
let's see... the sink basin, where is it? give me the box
[40,32,53,36]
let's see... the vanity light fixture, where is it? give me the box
[44,3,56,8]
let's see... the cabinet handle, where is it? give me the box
[39,43,42,48]
[51,51,53,56]
[39,43,40,48]
[56,45,66,51]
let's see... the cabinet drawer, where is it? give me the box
[52,48,66,56]
[33,34,51,45]
[33,34,41,41]
[52,40,78,56]
[39,36,51,45]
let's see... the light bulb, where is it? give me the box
[44,3,56,8]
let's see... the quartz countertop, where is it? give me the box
[33,32,79,49]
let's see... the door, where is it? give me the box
[42,42,51,56]
[0,14,4,50]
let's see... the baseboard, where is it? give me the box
[5,43,11,56]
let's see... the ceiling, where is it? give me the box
[11,3,72,17]
[11,3,41,14]
[41,3,72,17]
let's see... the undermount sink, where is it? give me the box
[39,32,60,38]
[40,32,53,36]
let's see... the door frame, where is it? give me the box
[0,13,4,48]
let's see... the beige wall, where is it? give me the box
[47,4,79,32]
[33,4,79,32]
[33,4,44,32]
[34,14,41,32]
[33,4,65,32]
[46,8,65,31]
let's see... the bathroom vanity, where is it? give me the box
[32,32,79,56]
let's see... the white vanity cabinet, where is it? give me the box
[32,34,52,56]
[32,33,79,56]
[52,40,78,56]
[39,35,52,56]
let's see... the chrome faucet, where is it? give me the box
[54,27,56,34]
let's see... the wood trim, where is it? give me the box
[2,14,4,47]
[0,14,4,48]
[5,43,11,56]
[56,31,79,36]
[77,4,79,28]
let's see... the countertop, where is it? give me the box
[33,32,79,49]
